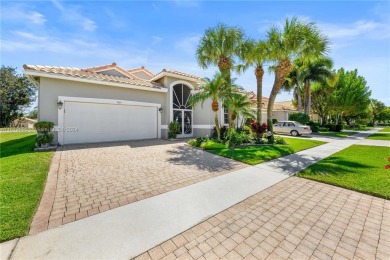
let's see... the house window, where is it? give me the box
[223,106,229,125]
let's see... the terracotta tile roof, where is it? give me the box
[249,93,296,111]
[127,66,155,77]
[23,64,164,89]
[153,69,203,81]
[82,62,138,80]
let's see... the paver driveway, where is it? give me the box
[31,139,245,233]
[136,177,390,260]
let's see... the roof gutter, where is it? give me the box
[23,70,168,93]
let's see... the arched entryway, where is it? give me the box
[172,83,192,137]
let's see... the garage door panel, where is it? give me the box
[64,101,158,144]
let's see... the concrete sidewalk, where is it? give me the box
[1,129,381,259]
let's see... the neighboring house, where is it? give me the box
[246,92,298,123]
[11,117,37,128]
[24,63,217,145]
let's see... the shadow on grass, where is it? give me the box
[0,135,36,158]
[166,144,241,171]
[206,145,299,167]
[298,156,375,176]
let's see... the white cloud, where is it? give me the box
[51,0,64,11]
[319,20,389,40]
[175,35,200,55]
[1,5,46,25]
[12,31,47,41]
[52,0,97,32]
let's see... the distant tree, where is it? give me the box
[330,68,371,124]
[371,99,389,124]
[311,77,336,125]
[0,66,36,127]
[28,108,38,119]
[282,65,303,113]
[295,56,334,115]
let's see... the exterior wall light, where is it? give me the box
[57,101,63,109]
[159,107,163,112]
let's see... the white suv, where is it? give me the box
[273,121,312,136]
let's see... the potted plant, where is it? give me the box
[168,121,180,139]
[36,133,54,148]
[34,121,55,148]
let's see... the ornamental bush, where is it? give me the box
[288,113,310,125]
[34,121,54,134]
[168,121,180,139]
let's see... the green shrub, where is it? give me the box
[195,136,204,147]
[319,127,329,132]
[288,113,310,125]
[227,130,242,148]
[254,138,266,144]
[168,121,180,139]
[188,139,197,147]
[275,136,286,144]
[240,131,250,143]
[201,140,227,150]
[272,118,278,124]
[34,121,54,134]
[36,133,54,145]
[267,135,275,144]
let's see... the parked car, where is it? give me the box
[273,121,312,136]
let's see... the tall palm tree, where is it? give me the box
[282,66,303,112]
[224,92,255,129]
[238,39,270,123]
[196,23,245,81]
[266,17,329,133]
[295,56,334,115]
[188,72,228,140]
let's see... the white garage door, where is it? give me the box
[63,101,158,144]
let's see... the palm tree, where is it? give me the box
[196,23,245,81]
[266,17,329,133]
[224,92,255,129]
[188,72,228,140]
[238,39,270,123]
[295,56,334,115]
[282,66,303,112]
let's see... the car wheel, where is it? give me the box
[291,130,299,136]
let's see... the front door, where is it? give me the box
[172,84,193,137]
[173,110,192,137]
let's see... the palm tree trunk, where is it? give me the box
[214,111,220,141]
[267,84,279,133]
[296,85,302,113]
[255,66,264,123]
[267,59,292,133]
[304,79,310,115]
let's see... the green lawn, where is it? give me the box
[379,127,390,132]
[297,145,390,199]
[314,131,359,138]
[366,133,390,141]
[208,138,326,165]
[0,132,54,242]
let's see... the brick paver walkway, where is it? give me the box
[36,140,245,232]
[135,177,390,260]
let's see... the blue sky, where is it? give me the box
[1,0,390,106]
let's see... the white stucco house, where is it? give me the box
[24,63,297,145]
